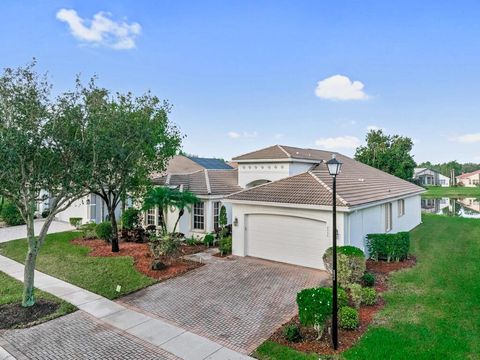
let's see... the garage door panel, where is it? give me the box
[246,214,328,269]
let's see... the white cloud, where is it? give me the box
[315,75,370,101]
[449,133,480,143]
[228,131,258,139]
[56,9,141,49]
[315,136,361,150]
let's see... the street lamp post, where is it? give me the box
[326,155,343,350]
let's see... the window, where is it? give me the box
[213,201,221,230]
[385,203,393,232]
[193,202,205,230]
[398,199,405,217]
[146,208,156,226]
[157,206,163,227]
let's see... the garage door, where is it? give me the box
[245,214,328,269]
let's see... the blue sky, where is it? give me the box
[1,1,480,163]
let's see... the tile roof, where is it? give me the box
[232,144,334,162]
[152,169,242,196]
[228,153,424,207]
[456,169,480,179]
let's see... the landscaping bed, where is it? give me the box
[71,238,204,281]
[263,257,415,355]
[0,271,75,329]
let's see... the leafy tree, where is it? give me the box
[81,83,182,252]
[355,130,416,180]
[0,62,90,306]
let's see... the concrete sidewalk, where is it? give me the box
[0,345,15,360]
[0,220,74,244]
[0,255,253,360]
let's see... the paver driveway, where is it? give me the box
[121,257,328,353]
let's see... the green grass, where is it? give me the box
[254,215,480,360]
[0,231,156,299]
[423,186,480,198]
[0,271,76,328]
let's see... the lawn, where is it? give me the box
[0,231,156,299]
[255,215,480,360]
[0,271,76,328]
[423,186,480,198]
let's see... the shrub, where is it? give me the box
[348,283,363,308]
[69,217,82,229]
[362,272,376,287]
[41,209,51,219]
[1,203,24,226]
[96,221,113,242]
[149,235,181,262]
[185,236,201,246]
[121,208,140,230]
[283,324,301,343]
[296,287,348,337]
[361,287,377,306]
[323,246,366,286]
[203,234,215,246]
[219,236,232,255]
[339,306,359,330]
[80,222,97,239]
[366,232,410,262]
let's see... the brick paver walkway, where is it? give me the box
[121,257,328,353]
[0,312,178,360]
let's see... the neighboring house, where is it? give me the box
[456,170,480,187]
[413,167,450,187]
[223,145,424,270]
[54,194,124,224]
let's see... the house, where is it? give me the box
[413,168,450,187]
[222,145,424,270]
[456,170,480,187]
[149,156,241,237]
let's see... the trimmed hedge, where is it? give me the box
[121,208,140,230]
[1,203,24,226]
[339,306,359,329]
[96,221,113,241]
[366,232,410,262]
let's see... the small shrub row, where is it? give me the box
[339,306,359,329]
[366,232,410,262]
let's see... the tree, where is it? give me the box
[0,62,90,307]
[354,130,416,180]
[82,83,182,252]
[142,187,199,235]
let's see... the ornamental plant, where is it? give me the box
[362,272,376,287]
[339,306,359,330]
[361,287,377,306]
[323,246,366,286]
[121,208,140,230]
[96,221,113,242]
[296,287,348,339]
[348,283,363,308]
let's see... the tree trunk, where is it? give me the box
[22,211,37,307]
[110,207,119,252]
[173,208,184,234]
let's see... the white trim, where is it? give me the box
[204,169,212,194]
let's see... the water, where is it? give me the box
[421,197,480,219]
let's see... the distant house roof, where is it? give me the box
[187,156,233,170]
[228,152,424,207]
[152,169,241,196]
[457,169,480,179]
[413,167,440,177]
[233,145,333,162]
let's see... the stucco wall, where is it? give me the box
[343,195,422,254]
[237,161,315,188]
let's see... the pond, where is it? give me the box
[421,197,480,219]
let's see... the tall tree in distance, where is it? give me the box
[354,130,416,180]
[0,62,91,307]
[82,82,182,252]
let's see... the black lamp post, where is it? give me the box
[326,155,343,350]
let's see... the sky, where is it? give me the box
[1,0,480,163]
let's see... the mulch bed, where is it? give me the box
[71,239,204,281]
[268,257,417,355]
[0,300,59,329]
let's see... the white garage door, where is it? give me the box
[246,214,328,269]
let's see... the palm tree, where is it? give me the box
[171,190,199,233]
